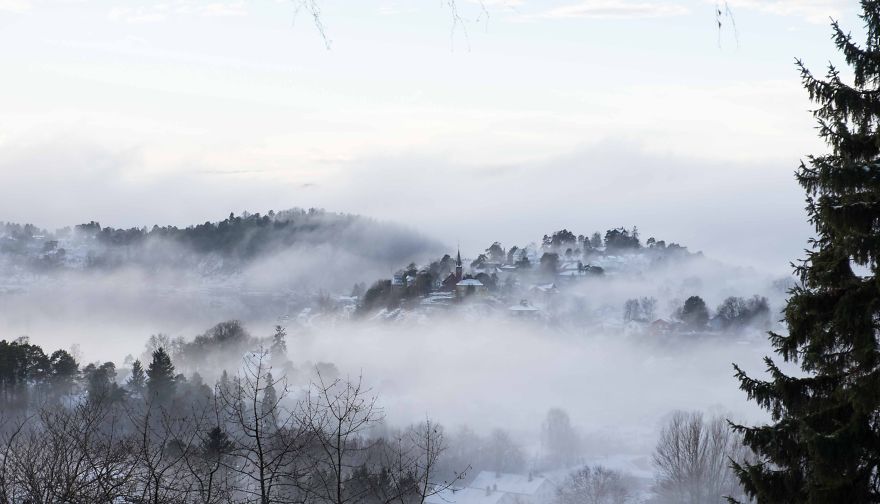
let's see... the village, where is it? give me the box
[352,229,673,323]
[340,228,777,338]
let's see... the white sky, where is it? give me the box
[0,0,861,272]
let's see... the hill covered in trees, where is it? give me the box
[0,208,441,275]
[344,226,785,339]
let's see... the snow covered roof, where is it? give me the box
[426,487,511,504]
[469,471,552,497]
[457,279,484,287]
[509,305,539,312]
[558,270,583,277]
[530,283,557,292]
[429,292,455,298]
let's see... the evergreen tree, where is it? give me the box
[261,372,279,431]
[127,359,146,395]
[270,325,287,360]
[732,5,880,502]
[146,347,176,401]
[202,426,233,461]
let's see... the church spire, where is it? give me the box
[455,247,463,281]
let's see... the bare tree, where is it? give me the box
[42,399,137,503]
[218,348,310,504]
[380,420,467,504]
[181,405,236,504]
[556,465,632,504]
[302,372,382,504]
[541,408,581,469]
[652,411,752,504]
[127,400,202,504]
[0,398,137,503]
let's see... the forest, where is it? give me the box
[0,319,756,504]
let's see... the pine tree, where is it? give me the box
[261,372,279,432]
[218,369,230,391]
[270,325,287,360]
[202,426,233,461]
[146,347,176,401]
[731,4,880,502]
[127,359,146,395]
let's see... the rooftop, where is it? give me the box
[469,471,552,496]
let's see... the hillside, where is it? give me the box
[0,208,441,276]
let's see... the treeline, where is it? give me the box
[624,295,771,332]
[0,208,438,273]
[472,227,688,271]
[74,208,340,258]
[0,330,464,504]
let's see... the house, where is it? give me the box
[391,273,406,290]
[456,278,487,297]
[509,299,540,319]
[421,291,455,308]
[426,487,517,504]
[426,471,556,504]
[468,471,557,504]
[442,249,466,292]
[650,318,674,335]
[441,272,459,291]
[405,274,418,288]
[530,283,558,296]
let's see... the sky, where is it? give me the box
[0,0,864,273]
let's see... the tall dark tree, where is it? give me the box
[82,361,123,402]
[731,5,880,502]
[49,349,78,396]
[146,347,176,401]
[127,359,146,395]
[678,295,709,330]
[486,242,505,263]
[540,252,559,276]
[270,325,287,360]
[202,426,234,461]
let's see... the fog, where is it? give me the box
[291,318,774,446]
[0,217,793,468]
[0,2,850,500]
[0,206,802,504]
[0,136,811,276]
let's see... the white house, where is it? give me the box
[426,471,556,504]
[426,487,518,504]
[468,471,557,504]
[456,278,488,297]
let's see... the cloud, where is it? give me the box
[472,0,525,7]
[198,1,248,17]
[314,140,811,275]
[108,0,248,24]
[724,0,845,23]
[0,0,30,13]
[527,0,689,19]
[108,5,169,24]
[0,131,811,275]
[378,3,418,16]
